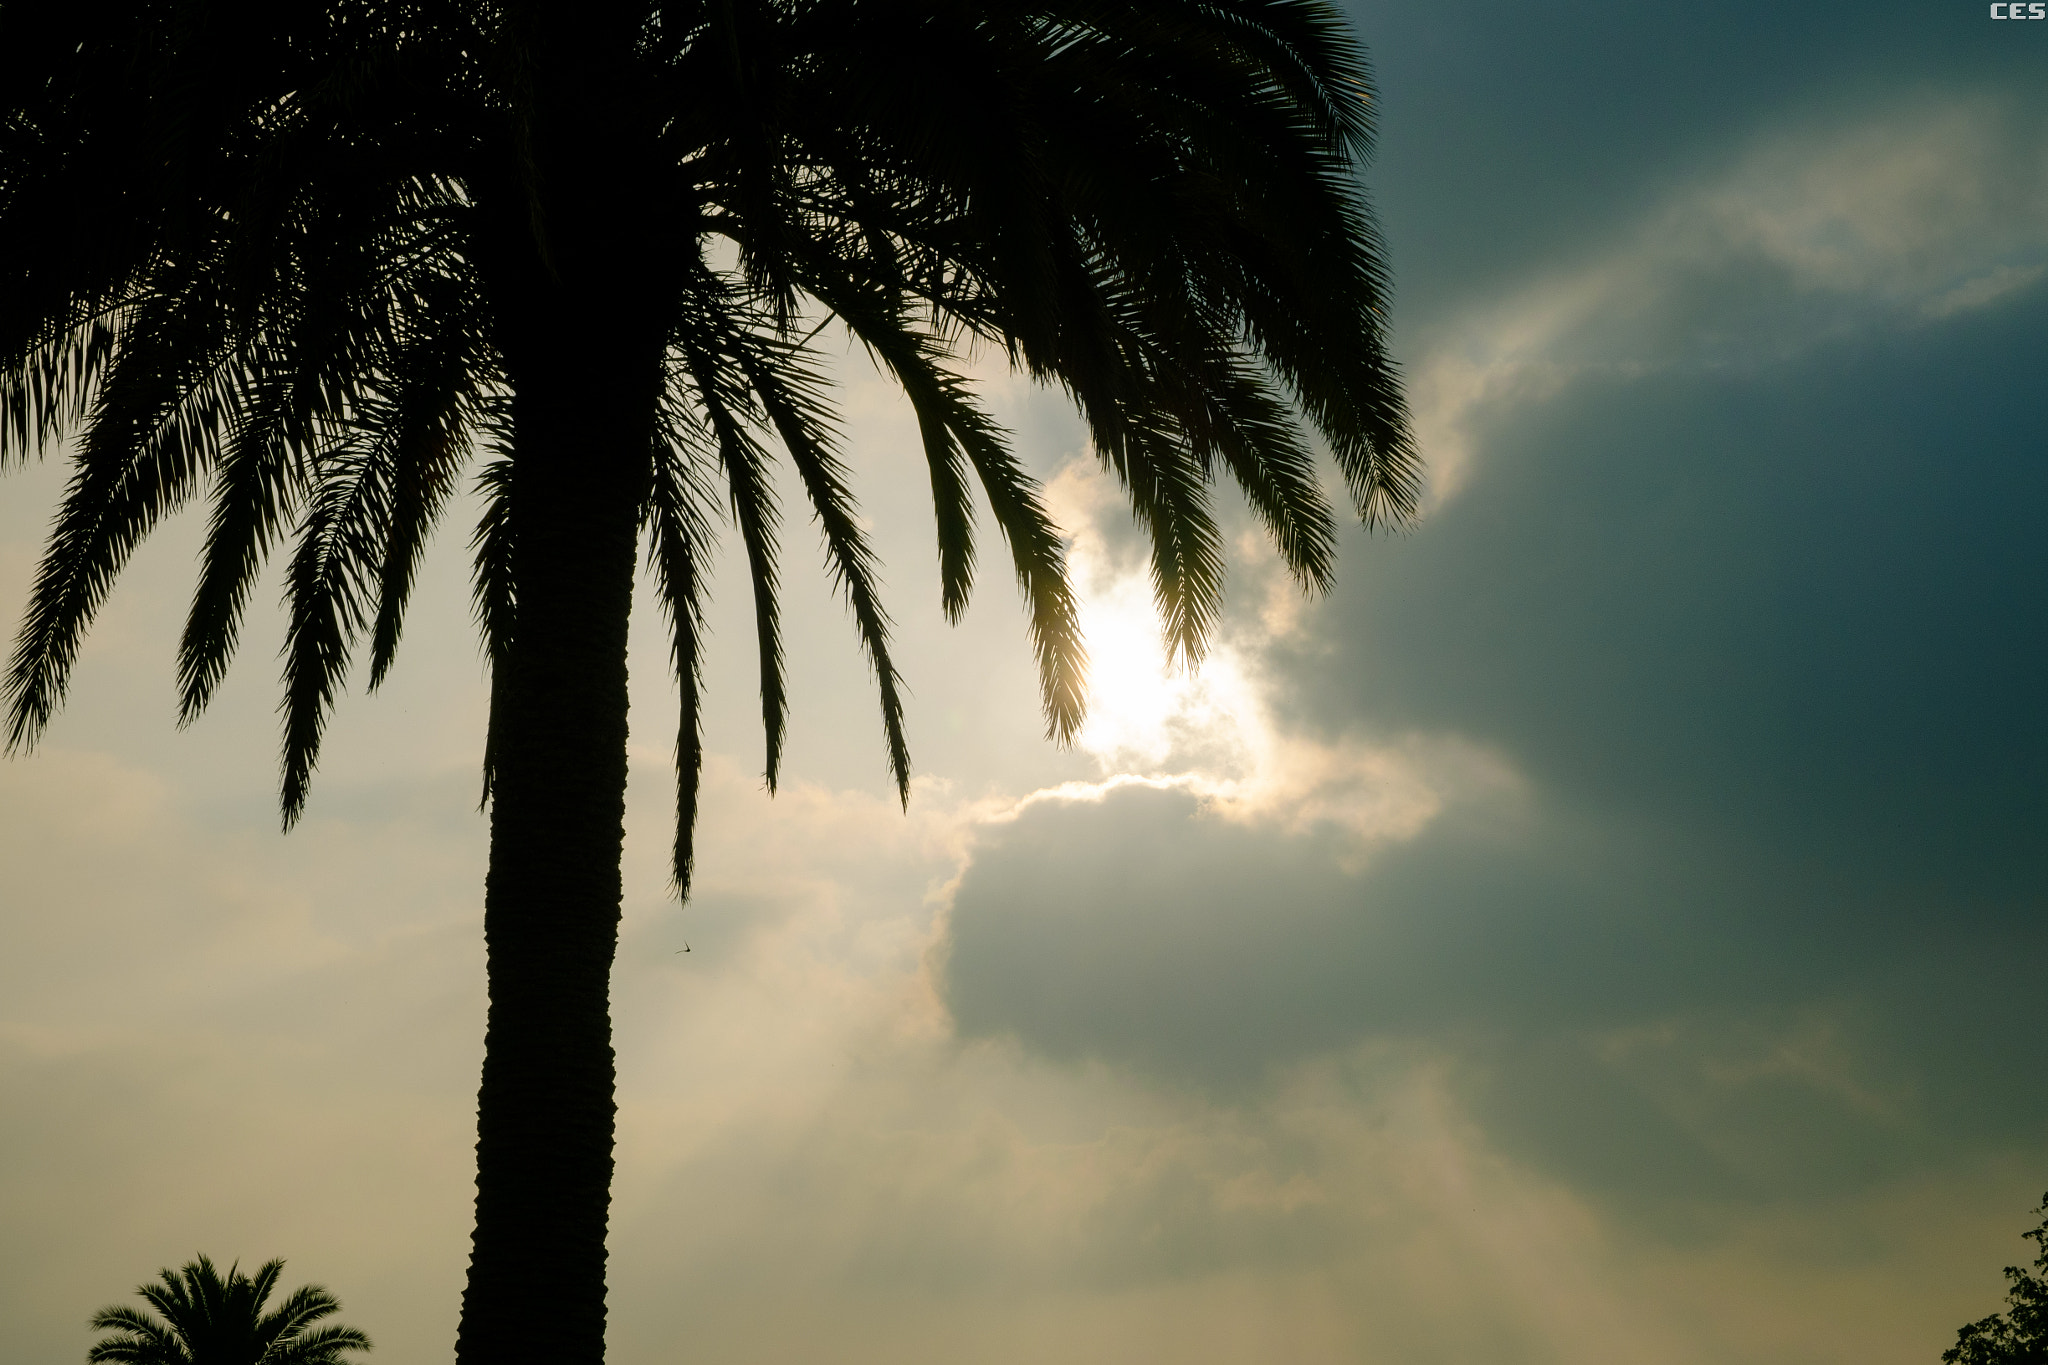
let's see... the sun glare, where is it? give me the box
[1034,460,1511,858]
[1041,457,1268,781]
[1071,567,1263,776]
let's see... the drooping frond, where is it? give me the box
[645,426,718,892]
[85,1305,184,1365]
[770,0,1420,548]
[362,285,492,692]
[176,346,311,725]
[278,384,449,826]
[818,283,1086,741]
[669,328,789,791]
[470,448,517,808]
[1120,415,1230,669]
[942,402,1088,744]
[5,0,1414,886]
[730,332,912,805]
[4,0,493,812]
[7,303,240,749]
[0,313,123,469]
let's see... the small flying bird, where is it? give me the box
[675,943,691,953]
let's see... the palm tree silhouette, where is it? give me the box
[88,1255,369,1365]
[3,2,1417,1361]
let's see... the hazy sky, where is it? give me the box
[3,3,2044,1363]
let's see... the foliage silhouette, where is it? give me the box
[1,1,1415,1360]
[1945,1193,2048,1365]
[87,1255,370,1365]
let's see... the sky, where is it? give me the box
[2,3,2045,1363]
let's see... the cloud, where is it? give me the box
[4,722,2034,1365]
[937,83,2048,1225]
[1923,262,2048,319]
[610,748,2028,1362]
[6,31,2047,1365]
[1408,93,2048,504]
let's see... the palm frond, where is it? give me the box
[176,350,306,724]
[670,332,788,791]
[0,311,124,467]
[257,1279,326,1325]
[277,1322,375,1365]
[469,449,517,808]
[645,429,717,892]
[363,312,487,692]
[5,304,240,750]
[278,434,393,826]
[824,292,1086,741]
[731,335,911,805]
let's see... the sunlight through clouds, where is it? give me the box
[1029,458,1519,857]
[1041,457,1264,775]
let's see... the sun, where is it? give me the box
[1071,559,1265,778]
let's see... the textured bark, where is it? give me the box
[454,4,667,1360]
[453,361,649,1365]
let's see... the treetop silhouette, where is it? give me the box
[87,1254,370,1365]
[1945,1192,2048,1365]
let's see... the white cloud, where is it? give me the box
[1923,262,2048,319]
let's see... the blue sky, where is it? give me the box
[2,4,2044,1363]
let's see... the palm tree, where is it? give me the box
[88,1255,370,1365]
[2,1,1417,1362]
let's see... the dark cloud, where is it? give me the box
[1348,0,2040,330]
[942,777,2045,1209]
[1296,291,2048,908]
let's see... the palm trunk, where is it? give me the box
[453,370,647,1364]
[454,5,667,1355]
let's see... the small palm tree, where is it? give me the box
[88,1255,370,1365]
